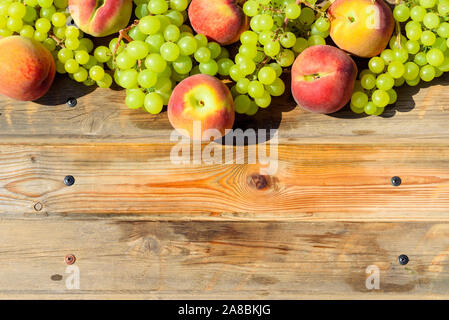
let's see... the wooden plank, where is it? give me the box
[1,143,449,219]
[1,218,449,299]
[0,73,448,144]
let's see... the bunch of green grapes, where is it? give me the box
[112,0,235,114]
[351,0,449,116]
[232,0,329,116]
[0,0,112,88]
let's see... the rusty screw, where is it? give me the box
[65,254,76,265]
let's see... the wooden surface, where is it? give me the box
[0,72,449,299]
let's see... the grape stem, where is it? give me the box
[49,34,65,48]
[112,19,140,62]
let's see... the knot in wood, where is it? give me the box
[247,174,268,190]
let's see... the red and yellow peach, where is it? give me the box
[188,0,249,45]
[0,36,55,101]
[291,45,358,114]
[328,0,394,58]
[168,74,235,140]
[68,0,133,37]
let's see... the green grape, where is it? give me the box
[37,0,53,9]
[207,42,221,59]
[421,30,436,46]
[56,61,66,74]
[96,73,113,88]
[439,0,449,15]
[165,10,184,27]
[423,12,440,30]
[255,91,271,108]
[387,89,397,105]
[126,89,145,109]
[285,3,301,19]
[406,22,422,40]
[25,0,39,6]
[145,53,167,73]
[369,57,385,73]
[410,5,426,22]
[7,17,22,32]
[406,76,421,86]
[308,35,325,46]
[350,103,365,114]
[419,0,436,8]
[139,15,160,35]
[23,6,37,23]
[299,7,314,25]
[73,67,88,82]
[93,46,111,63]
[236,78,250,94]
[351,91,368,108]
[426,48,444,66]
[54,0,67,8]
[194,46,211,63]
[177,36,198,56]
[406,40,420,55]
[54,26,66,40]
[258,31,273,45]
[372,90,390,108]
[42,37,56,51]
[439,56,449,72]
[243,0,259,17]
[172,55,192,74]
[65,26,79,39]
[194,34,208,47]
[403,62,420,80]
[229,64,244,81]
[246,101,259,116]
[127,40,150,60]
[170,0,188,11]
[435,67,443,78]
[364,102,378,115]
[388,61,405,79]
[361,74,376,90]
[248,80,265,99]
[116,52,136,69]
[118,69,139,88]
[158,65,172,78]
[88,65,104,81]
[8,2,26,18]
[137,69,158,88]
[199,60,218,76]
[376,73,394,91]
[292,37,308,53]
[269,63,283,77]
[135,4,149,19]
[310,23,329,38]
[33,30,47,42]
[420,64,435,81]
[239,44,257,59]
[265,78,285,96]
[234,95,251,114]
[217,58,234,76]
[280,32,296,48]
[51,12,66,27]
[160,42,180,61]
[146,33,165,53]
[144,92,164,114]
[414,52,427,66]
[163,24,180,42]
[315,16,330,32]
[258,67,276,85]
[432,37,447,52]
[241,30,258,45]
[393,4,410,22]
[75,50,90,65]
[20,25,34,39]
[389,34,407,49]
[83,55,98,70]
[40,6,56,20]
[264,41,280,56]
[380,49,394,65]
[64,59,79,73]
[58,48,73,63]
[393,47,408,63]
[65,38,80,50]
[254,51,265,63]
[277,49,295,67]
[437,22,449,38]
[238,57,255,75]
[148,0,168,14]
[180,24,193,35]
[257,14,273,31]
[250,15,263,32]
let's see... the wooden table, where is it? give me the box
[0,72,449,299]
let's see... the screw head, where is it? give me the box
[65,254,76,265]
[398,254,409,265]
[66,97,77,107]
[64,175,75,186]
[391,176,402,187]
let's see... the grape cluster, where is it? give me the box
[233,0,329,115]
[0,0,112,88]
[351,0,449,116]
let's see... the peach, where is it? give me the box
[168,74,235,140]
[328,0,394,58]
[291,45,357,114]
[188,0,249,45]
[0,36,55,101]
[69,0,132,37]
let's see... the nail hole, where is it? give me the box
[64,175,75,186]
[66,97,77,107]
[391,176,402,186]
[398,254,409,265]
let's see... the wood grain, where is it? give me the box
[1,218,449,299]
[1,143,449,219]
[0,73,447,144]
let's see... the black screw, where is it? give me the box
[398,254,409,265]
[66,97,77,107]
[391,176,402,186]
[64,175,75,186]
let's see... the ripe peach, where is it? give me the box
[328,0,394,58]
[291,45,357,114]
[188,0,249,45]
[69,0,132,37]
[0,36,55,101]
[168,74,235,140]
